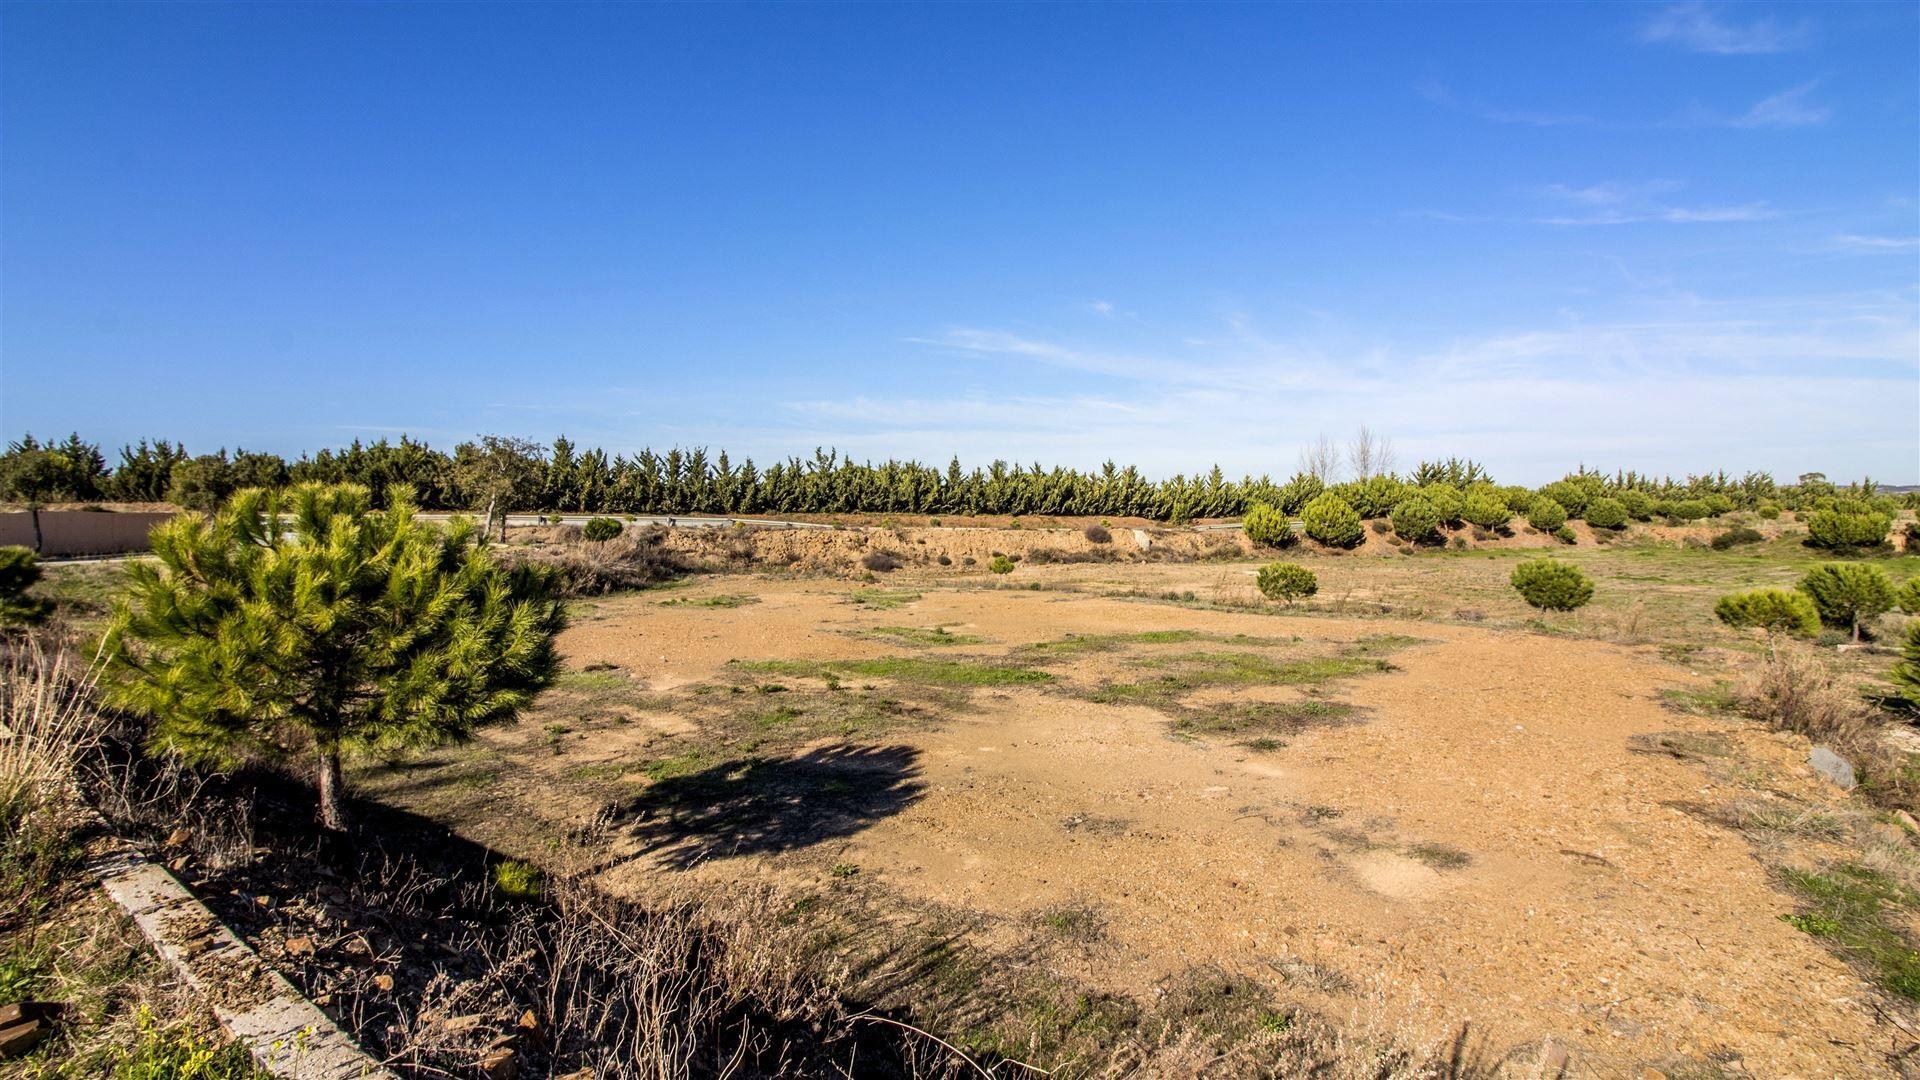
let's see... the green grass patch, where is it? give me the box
[847,589,921,610]
[862,625,984,646]
[1406,843,1472,870]
[1017,629,1293,659]
[1658,683,1738,717]
[658,593,759,608]
[1175,699,1359,740]
[1089,653,1390,707]
[1030,903,1107,943]
[642,749,715,782]
[1779,863,1920,1000]
[735,656,1051,687]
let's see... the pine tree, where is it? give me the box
[105,483,565,831]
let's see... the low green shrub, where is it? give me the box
[1710,526,1765,550]
[989,555,1016,574]
[1255,562,1317,605]
[1335,475,1407,519]
[582,516,623,542]
[1510,558,1593,611]
[1897,577,1920,615]
[1539,479,1594,518]
[1799,563,1896,641]
[1894,622,1920,704]
[1552,524,1577,544]
[1420,484,1464,523]
[0,546,52,627]
[1582,497,1628,530]
[1241,503,1294,548]
[1527,498,1568,532]
[1757,502,1782,520]
[1619,490,1655,521]
[1806,506,1892,550]
[1715,589,1820,638]
[1389,497,1444,543]
[492,859,543,900]
[1702,494,1735,516]
[1461,493,1510,530]
[1668,499,1711,523]
[1300,494,1364,548]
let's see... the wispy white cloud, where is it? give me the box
[1497,180,1777,226]
[785,296,1917,483]
[1417,82,1595,127]
[1831,234,1920,253]
[1423,80,1831,131]
[1088,300,1116,317]
[1727,82,1831,128]
[1640,2,1814,55]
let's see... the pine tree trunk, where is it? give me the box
[28,506,42,554]
[316,750,347,832]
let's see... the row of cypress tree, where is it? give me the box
[1,432,1907,521]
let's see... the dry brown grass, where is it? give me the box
[1737,645,1918,812]
[504,527,690,596]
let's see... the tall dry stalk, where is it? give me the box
[0,638,108,811]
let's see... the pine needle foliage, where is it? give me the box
[103,483,566,830]
[0,547,53,627]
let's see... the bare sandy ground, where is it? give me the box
[421,572,1901,1075]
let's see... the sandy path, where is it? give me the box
[560,580,1893,1074]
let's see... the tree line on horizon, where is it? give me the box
[0,430,1907,525]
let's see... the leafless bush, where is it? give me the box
[1738,648,1877,746]
[862,550,903,572]
[1025,546,1119,565]
[1738,647,1915,811]
[1083,524,1112,544]
[505,528,687,596]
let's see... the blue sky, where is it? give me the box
[3,1,1916,484]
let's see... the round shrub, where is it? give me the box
[861,550,901,572]
[1715,589,1819,639]
[1510,559,1593,611]
[1241,503,1295,548]
[1582,497,1628,530]
[1461,492,1511,531]
[1552,524,1577,544]
[1799,563,1895,640]
[1618,490,1655,521]
[1300,494,1364,548]
[1389,497,1444,543]
[1668,499,1711,523]
[1898,577,1920,615]
[1756,502,1781,520]
[1805,506,1892,550]
[1709,526,1764,550]
[1539,480,1594,519]
[1702,494,1735,517]
[1421,484,1464,523]
[1527,498,1568,532]
[1334,476,1407,520]
[582,516,623,543]
[988,555,1016,575]
[1499,485,1536,513]
[1256,562,1317,605]
[1083,524,1112,544]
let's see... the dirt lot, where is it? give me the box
[350,538,1920,1076]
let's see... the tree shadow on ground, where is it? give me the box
[610,743,924,870]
